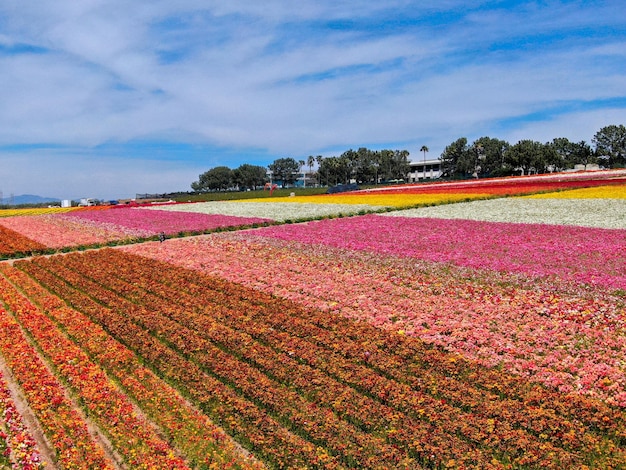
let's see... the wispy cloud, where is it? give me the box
[0,0,624,199]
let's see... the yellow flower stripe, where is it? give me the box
[525,184,626,199]
[0,207,78,218]
[245,192,492,208]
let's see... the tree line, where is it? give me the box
[441,124,626,178]
[191,149,411,192]
[191,124,625,191]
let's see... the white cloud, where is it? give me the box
[0,0,624,197]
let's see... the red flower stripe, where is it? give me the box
[357,177,626,196]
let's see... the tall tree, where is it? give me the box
[232,164,267,190]
[471,137,511,176]
[505,140,555,175]
[318,157,337,186]
[420,145,429,163]
[440,137,469,178]
[315,155,324,185]
[307,155,315,186]
[356,147,378,184]
[593,124,626,167]
[191,166,233,192]
[298,160,306,187]
[268,157,300,188]
[390,149,411,181]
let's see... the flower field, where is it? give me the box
[0,171,625,468]
[0,207,77,218]
[0,206,272,259]
[383,183,626,228]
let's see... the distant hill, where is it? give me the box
[2,194,61,206]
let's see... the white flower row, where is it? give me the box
[144,201,384,222]
[382,197,626,229]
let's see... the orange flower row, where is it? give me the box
[0,304,114,469]
[0,224,46,258]
[0,273,190,469]
[15,257,344,469]
[0,263,263,470]
[15,249,626,469]
[101,249,626,464]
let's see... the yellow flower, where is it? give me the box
[525,184,626,199]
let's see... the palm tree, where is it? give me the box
[316,155,324,185]
[299,160,305,187]
[420,145,429,180]
[307,155,315,187]
[420,145,429,161]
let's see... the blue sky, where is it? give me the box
[1,1,625,200]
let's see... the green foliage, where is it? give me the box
[506,140,550,175]
[191,166,233,192]
[439,132,607,178]
[549,138,595,170]
[188,124,624,191]
[440,137,469,178]
[232,164,267,190]
[593,124,626,167]
[317,147,410,186]
[268,157,300,187]
[472,137,511,177]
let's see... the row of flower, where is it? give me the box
[526,183,626,199]
[0,271,194,469]
[0,207,77,218]
[144,200,387,221]
[386,197,626,229]
[0,371,44,469]
[9,249,626,468]
[246,175,626,206]
[12,256,343,469]
[0,207,273,259]
[0,299,116,468]
[0,224,47,257]
[0,263,264,470]
[1,173,624,259]
[248,213,626,289]
[383,184,626,229]
[353,171,626,196]
[125,230,626,408]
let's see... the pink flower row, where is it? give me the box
[252,214,626,291]
[0,209,271,249]
[63,207,271,235]
[124,234,626,407]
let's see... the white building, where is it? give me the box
[407,158,442,182]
